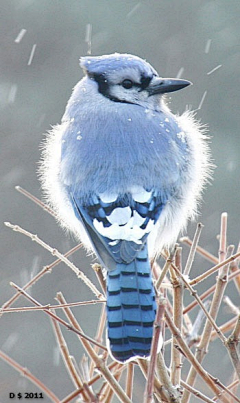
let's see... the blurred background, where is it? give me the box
[0,1,239,401]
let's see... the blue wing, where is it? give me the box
[70,188,165,271]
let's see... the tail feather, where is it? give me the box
[106,244,156,362]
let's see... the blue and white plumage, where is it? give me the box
[40,53,211,362]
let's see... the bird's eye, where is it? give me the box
[121,79,133,89]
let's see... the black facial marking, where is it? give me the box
[88,72,135,104]
[140,75,152,90]
[89,72,109,96]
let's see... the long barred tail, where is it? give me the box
[106,245,156,362]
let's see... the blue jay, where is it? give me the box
[40,53,211,362]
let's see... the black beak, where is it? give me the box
[147,77,192,96]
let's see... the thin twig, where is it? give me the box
[166,368,216,403]
[184,223,204,276]
[155,246,177,289]
[103,364,124,403]
[189,251,240,286]
[230,242,240,292]
[5,221,103,299]
[125,363,134,400]
[219,212,228,264]
[209,374,240,403]
[170,247,183,385]
[211,316,238,341]
[179,236,218,264]
[171,263,227,344]
[50,310,89,401]
[0,243,83,315]
[145,295,168,403]
[184,269,240,314]
[60,362,118,403]
[224,296,239,316]
[0,350,60,402]
[182,215,232,403]
[1,299,105,313]
[56,293,131,403]
[138,359,164,402]
[164,309,228,402]
[185,301,211,348]
[190,244,233,380]
[89,304,106,378]
[225,314,240,380]
[15,185,57,217]
[10,282,107,351]
[156,351,181,403]
[92,263,106,294]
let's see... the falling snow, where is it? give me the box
[8,84,18,104]
[126,3,141,19]
[207,64,222,75]
[14,28,27,43]
[27,44,37,66]
[205,39,212,54]
[197,90,207,110]
[85,23,92,55]
[176,67,184,79]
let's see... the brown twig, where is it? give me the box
[218,212,227,264]
[15,185,57,217]
[50,310,91,401]
[145,295,168,403]
[164,309,228,402]
[170,247,183,385]
[125,363,134,400]
[230,242,240,292]
[189,251,240,286]
[155,246,177,289]
[89,304,106,378]
[60,362,118,403]
[225,314,240,380]
[179,236,218,264]
[184,222,204,276]
[92,263,107,294]
[56,293,131,403]
[0,350,60,402]
[10,282,107,351]
[176,376,215,403]
[138,359,164,402]
[1,299,105,313]
[0,242,83,315]
[102,364,124,403]
[184,245,233,399]
[183,269,240,314]
[5,221,103,299]
[171,263,227,344]
[182,214,232,403]
[211,316,239,341]
[166,367,216,403]
[209,374,240,403]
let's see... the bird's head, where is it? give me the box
[80,53,191,108]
